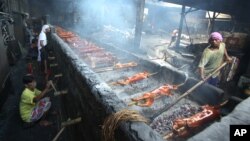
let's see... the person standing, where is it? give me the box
[198,32,232,86]
[37,25,50,81]
[168,29,178,48]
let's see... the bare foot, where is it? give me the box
[50,111,58,115]
[39,120,52,127]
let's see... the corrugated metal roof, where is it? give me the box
[159,0,250,21]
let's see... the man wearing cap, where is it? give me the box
[198,32,232,86]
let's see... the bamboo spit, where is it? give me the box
[128,73,188,106]
[50,63,59,67]
[54,73,63,78]
[61,117,82,127]
[162,100,228,140]
[54,90,68,96]
[49,81,68,96]
[128,95,161,106]
[110,72,158,86]
[150,62,228,120]
[94,62,138,73]
[49,80,57,92]
[48,56,56,60]
[52,117,82,141]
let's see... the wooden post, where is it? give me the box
[134,0,145,49]
[176,5,186,48]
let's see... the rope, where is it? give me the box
[101,109,148,141]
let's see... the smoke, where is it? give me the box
[52,0,135,48]
[75,0,136,32]
[28,0,208,55]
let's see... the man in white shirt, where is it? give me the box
[37,25,50,80]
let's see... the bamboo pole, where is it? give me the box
[54,73,63,78]
[52,117,82,141]
[52,127,65,141]
[61,117,82,127]
[54,90,68,96]
[49,81,67,96]
[49,80,57,92]
[150,62,228,120]
[50,63,58,67]
[48,56,56,60]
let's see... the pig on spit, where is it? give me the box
[130,84,178,107]
[164,101,228,140]
[112,71,156,85]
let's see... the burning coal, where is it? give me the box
[150,102,201,135]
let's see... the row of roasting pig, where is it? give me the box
[55,26,226,140]
[56,26,117,68]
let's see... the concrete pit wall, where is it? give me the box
[49,32,225,141]
[0,27,10,107]
[50,33,164,141]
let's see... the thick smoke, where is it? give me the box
[74,0,136,34]
[59,0,136,48]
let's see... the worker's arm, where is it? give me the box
[224,47,232,63]
[40,40,45,47]
[33,81,51,102]
[198,50,209,80]
[199,67,205,80]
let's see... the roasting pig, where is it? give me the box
[131,84,177,107]
[164,101,228,140]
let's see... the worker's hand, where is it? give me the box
[226,57,233,63]
[200,75,205,80]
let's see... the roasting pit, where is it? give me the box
[49,26,227,141]
[150,101,201,135]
